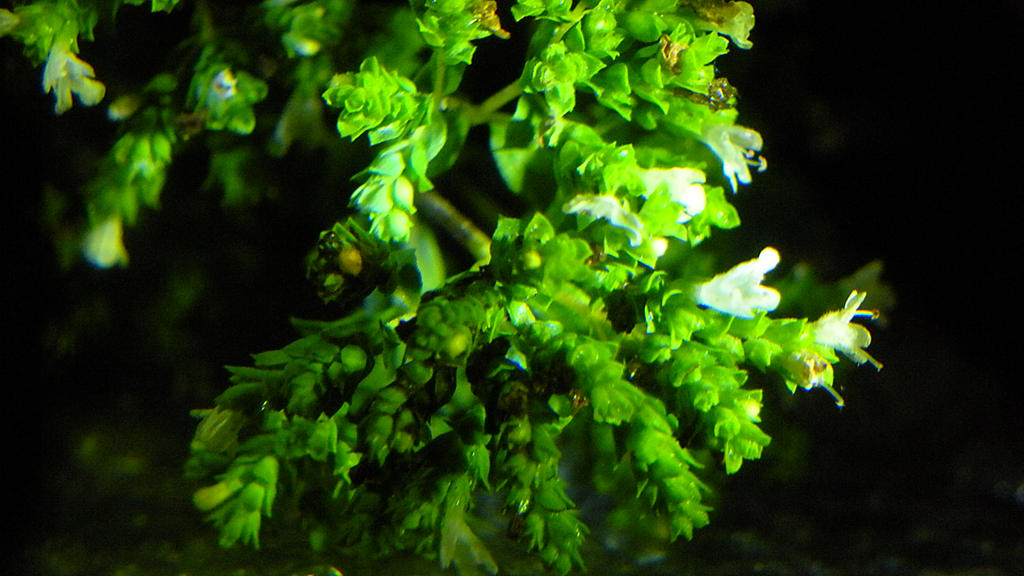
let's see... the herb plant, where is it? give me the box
[6,0,883,573]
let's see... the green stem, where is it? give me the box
[194,0,217,44]
[416,190,492,263]
[551,1,590,45]
[432,56,448,105]
[468,80,523,126]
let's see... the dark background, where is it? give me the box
[703,2,1024,572]
[4,1,1022,574]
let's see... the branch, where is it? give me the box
[416,190,492,263]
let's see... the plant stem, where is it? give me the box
[416,190,492,263]
[468,80,524,126]
[552,2,590,45]
[433,56,448,106]
[465,2,589,126]
[194,0,217,44]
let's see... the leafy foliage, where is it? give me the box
[8,0,885,573]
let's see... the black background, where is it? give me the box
[703,2,1024,571]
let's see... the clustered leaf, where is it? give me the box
[6,0,885,572]
[3,0,105,113]
[415,0,510,70]
[323,57,426,144]
[188,48,269,135]
[262,0,352,58]
[81,98,178,267]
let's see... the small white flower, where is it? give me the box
[700,123,765,193]
[639,167,707,223]
[783,350,844,407]
[563,194,644,247]
[811,291,882,369]
[696,247,781,318]
[43,40,106,114]
[82,215,129,268]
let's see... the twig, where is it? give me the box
[416,190,492,263]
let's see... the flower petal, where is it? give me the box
[812,291,882,369]
[696,247,781,318]
[701,124,763,193]
[563,194,645,247]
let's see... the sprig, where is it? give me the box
[4,0,885,572]
[2,0,105,113]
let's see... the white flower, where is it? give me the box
[43,40,106,114]
[700,123,765,193]
[563,194,644,247]
[82,215,129,268]
[811,291,882,369]
[783,350,844,407]
[639,167,707,223]
[696,247,781,318]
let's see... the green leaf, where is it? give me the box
[587,62,633,120]
[743,337,781,371]
[579,1,623,59]
[511,0,573,21]
[189,52,268,134]
[263,0,352,57]
[489,109,556,207]
[619,10,666,43]
[415,0,508,69]
[323,57,426,144]
[522,41,605,118]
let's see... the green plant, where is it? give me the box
[8,0,884,573]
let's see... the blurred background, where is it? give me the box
[4,1,1022,574]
